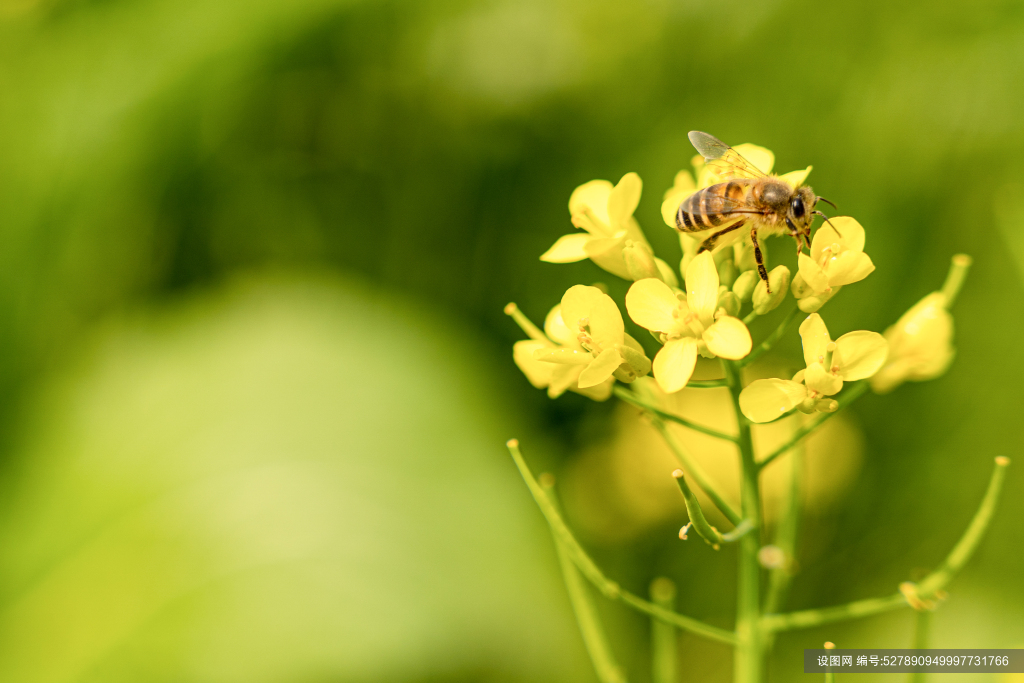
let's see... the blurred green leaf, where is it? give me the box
[0,275,590,682]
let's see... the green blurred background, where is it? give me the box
[0,0,1022,681]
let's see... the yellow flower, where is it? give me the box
[791,217,875,312]
[509,287,651,401]
[541,172,673,281]
[739,313,888,423]
[625,251,752,393]
[870,292,955,394]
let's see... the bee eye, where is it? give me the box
[790,197,805,218]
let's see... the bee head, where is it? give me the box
[788,185,817,229]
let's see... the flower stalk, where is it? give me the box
[725,360,765,683]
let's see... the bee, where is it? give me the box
[676,131,836,293]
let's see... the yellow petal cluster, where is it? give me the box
[511,287,651,400]
[625,252,751,393]
[870,292,955,394]
[541,172,674,281]
[739,313,888,423]
[791,217,875,312]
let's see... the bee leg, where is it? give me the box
[696,221,745,253]
[750,226,770,293]
[785,217,803,255]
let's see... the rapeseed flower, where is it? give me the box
[625,252,751,393]
[508,286,651,401]
[541,172,673,281]
[791,217,875,312]
[739,313,888,423]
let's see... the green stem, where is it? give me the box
[758,382,869,471]
[724,361,764,683]
[940,254,972,307]
[651,417,742,525]
[912,609,931,650]
[764,440,804,615]
[544,480,627,683]
[688,378,729,388]
[673,469,725,546]
[504,302,549,342]
[650,578,678,683]
[615,386,738,442]
[740,306,800,367]
[908,610,931,683]
[762,456,1010,632]
[507,439,737,645]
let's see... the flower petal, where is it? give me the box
[544,305,574,346]
[569,180,612,229]
[804,362,843,396]
[811,216,865,260]
[513,340,555,388]
[797,252,830,294]
[561,285,624,351]
[572,376,615,401]
[608,172,642,229]
[779,165,812,188]
[548,364,582,398]
[739,379,806,423]
[835,330,889,381]
[826,251,875,287]
[799,313,832,368]
[578,348,622,388]
[582,235,632,280]
[625,278,680,332]
[703,316,752,359]
[540,234,590,263]
[652,338,698,393]
[685,251,720,326]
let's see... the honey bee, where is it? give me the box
[676,131,836,293]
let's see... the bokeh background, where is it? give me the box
[0,0,1022,681]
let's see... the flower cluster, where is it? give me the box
[508,137,965,405]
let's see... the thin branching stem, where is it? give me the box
[507,439,738,645]
[673,469,725,546]
[543,480,627,683]
[757,382,869,471]
[762,457,1010,632]
[650,579,678,683]
[764,439,804,616]
[651,417,742,525]
[615,386,738,443]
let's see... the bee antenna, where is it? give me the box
[813,210,842,237]
[816,196,838,210]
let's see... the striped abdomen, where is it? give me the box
[676,180,752,232]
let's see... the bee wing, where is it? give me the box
[688,131,769,181]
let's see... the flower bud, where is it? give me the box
[717,258,738,289]
[616,333,652,378]
[623,240,661,281]
[732,270,758,302]
[870,292,955,394]
[791,272,839,313]
[752,266,791,315]
[654,257,679,288]
[717,288,741,317]
[734,241,758,272]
